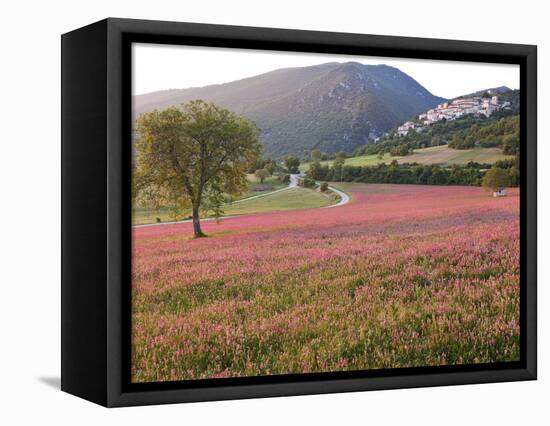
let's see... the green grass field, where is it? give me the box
[236,174,287,200]
[226,174,289,204]
[299,152,395,171]
[301,145,513,171]
[223,187,334,216]
[132,208,188,225]
[397,145,513,165]
[133,173,289,225]
[133,187,334,225]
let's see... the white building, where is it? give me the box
[397,121,420,136]
[398,95,508,137]
[421,95,502,125]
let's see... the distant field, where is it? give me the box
[301,145,513,171]
[133,186,333,225]
[399,145,513,165]
[238,174,287,200]
[299,152,394,171]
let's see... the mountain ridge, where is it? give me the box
[455,86,512,99]
[133,62,446,157]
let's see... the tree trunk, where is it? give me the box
[192,205,206,238]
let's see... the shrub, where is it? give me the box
[279,174,290,184]
[299,177,316,188]
[482,167,510,192]
[320,182,329,192]
[390,143,410,156]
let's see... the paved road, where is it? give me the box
[229,172,301,205]
[133,172,350,228]
[324,184,350,208]
[293,171,350,208]
[230,185,290,204]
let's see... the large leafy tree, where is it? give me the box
[134,100,261,237]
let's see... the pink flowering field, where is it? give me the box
[131,183,520,382]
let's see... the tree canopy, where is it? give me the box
[283,155,301,174]
[254,168,271,183]
[134,100,261,237]
[482,167,510,192]
[390,143,410,156]
[307,159,519,188]
[310,149,323,162]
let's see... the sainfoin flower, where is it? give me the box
[131,183,520,383]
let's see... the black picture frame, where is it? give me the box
[61,17,537,407]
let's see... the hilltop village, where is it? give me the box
[397,95,512,136]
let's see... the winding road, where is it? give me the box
[324,184,350,208]
[133,172,350,228]
[228,172,301,205]
[292,172,350,208]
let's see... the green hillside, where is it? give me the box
[356,112,519,157]
[301,145,513,171]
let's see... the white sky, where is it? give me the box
[132,43,519,99]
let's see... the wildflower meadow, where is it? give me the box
[131,183,520,382]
